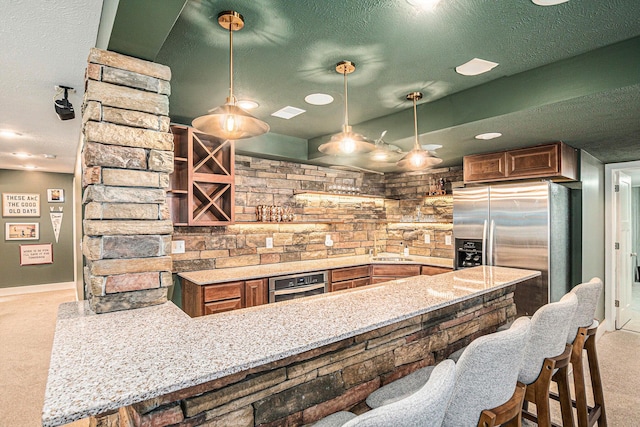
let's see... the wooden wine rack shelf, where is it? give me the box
[168,125,235,226]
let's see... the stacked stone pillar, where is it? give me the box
[82,48,174,314]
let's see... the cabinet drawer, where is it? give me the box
[371,277,395,284]
[421,266,453,276]
[204,298,242,315]
[330,281,353,292]
[331,265,370,282]
[204,281,243,302]
[371,264,421,277]
[353,277,370,288]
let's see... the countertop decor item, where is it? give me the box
[192,11,269,140]
[318,61,375,156]
[396,92,443,170]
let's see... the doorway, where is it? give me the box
[605,161,640,332]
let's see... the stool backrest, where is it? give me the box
[567,277,603,344]
[442,316,531,427]
[343,359,456,427]
[518,292,578,385]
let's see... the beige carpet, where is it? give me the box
[1,289,639,427]
[0,289,88,427]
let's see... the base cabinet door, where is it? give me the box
[245,279,267,307]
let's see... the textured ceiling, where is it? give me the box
[0,0,103,173]
[106,0,640,172]
[2,1,640,175]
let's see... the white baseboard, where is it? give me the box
[596,319,606,341]
[0,282,76,297]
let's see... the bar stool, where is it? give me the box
[550,278,606,427]
[449,294,578,427]
[518,292,578,427]
[366,317,531,427]
[311,359,456,427]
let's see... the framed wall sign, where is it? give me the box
[2,193,40,217]
[47,189,64,202]
[19,243,53,266]
[5,223,39,240]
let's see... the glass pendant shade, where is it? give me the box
[192,11,269,140]
[318,61,374,156]
[396,91,442,170]
[193,103,269,140]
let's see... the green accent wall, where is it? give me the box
[0,170,74,288]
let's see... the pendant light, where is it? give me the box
[370,130,404,162]
[318,61,374,155]
[192,11,269,140]
[396,92,443,170]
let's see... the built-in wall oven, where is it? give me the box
[268,271,328,303]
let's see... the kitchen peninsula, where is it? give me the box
[43,266,539,427]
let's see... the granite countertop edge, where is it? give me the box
[178,254,454,285]
[42,266,539,427]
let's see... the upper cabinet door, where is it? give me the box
[463,142,578,184]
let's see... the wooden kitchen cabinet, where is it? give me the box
[168,125,235,226]
[421,266,453,276]
[182,278,267,317]
[370,264,421,284]
[245,279,267,307]
[463,142,577,184]
[329,265,370,292]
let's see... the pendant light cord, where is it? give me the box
[413,96,420,150]
[228,23,235,104]
[343,69,349,131]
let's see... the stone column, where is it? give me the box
[81,48,174,314]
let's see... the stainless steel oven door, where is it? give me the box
[269,282,327,303]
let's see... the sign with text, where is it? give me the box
[2,193,40,217]
[20,243,53,266]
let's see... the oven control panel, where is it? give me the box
[270,271,327,291]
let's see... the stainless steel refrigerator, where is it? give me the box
[453,181,571,315]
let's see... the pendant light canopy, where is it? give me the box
[318,61,374,156]
[192,11,269,140]
[396,92,443,170]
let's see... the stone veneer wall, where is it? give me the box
[81,48,174,313]
[172,156,462,273]
[91,287,516,427]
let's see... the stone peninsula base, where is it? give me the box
[90,286,516,427]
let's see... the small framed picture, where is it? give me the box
[5,223,39,241]
[47,189,64,203]
[20,243,53,266]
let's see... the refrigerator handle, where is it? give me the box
[482,219,488,266]
[488,219,495,266]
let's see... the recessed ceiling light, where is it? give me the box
[237,100,259,110]
[271,106,306,119]
[43,154,57,159]
[305,93,334,106]
[475,132,503,140]
[407,0,442,11]
[1,130,22,138]
[532,0,569,6]
[13,152,31,158]
[456,58,499,76]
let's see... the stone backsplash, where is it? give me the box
[172,155,462,273]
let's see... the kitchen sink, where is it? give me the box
[371,256,411,262]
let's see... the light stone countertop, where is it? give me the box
[42,266,539,427]
[179,253,454,285]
